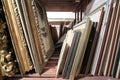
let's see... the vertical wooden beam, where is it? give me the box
[75,12,77,21]
[59,22,63,38]
[80,5,82,21]
[75,12,77,24]
[77,9,79,22]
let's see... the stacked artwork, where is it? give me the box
[0,0,119,79]
[57,0,120,79]
[1,0,54,76]
[0,3,19,80]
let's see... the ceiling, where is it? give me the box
[41,0,92,12]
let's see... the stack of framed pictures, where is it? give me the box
[2,0,54,74]
[56,18,93,79]
[57,0,120,79]
[0,8,18,77]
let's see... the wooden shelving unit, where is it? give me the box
[0,0,120,80]
[3,50,118,80]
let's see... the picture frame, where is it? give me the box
[70,18,92,79]
[2,0,55,74]
[90,0,114,75]
[56,30,74,77]
[85,7,104,74]
[2,0,33,74]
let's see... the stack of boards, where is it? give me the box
[0,0,54,77]
[56,0,120,79]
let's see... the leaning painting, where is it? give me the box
[2,0,54,74]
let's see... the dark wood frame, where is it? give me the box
[103,0,119,76]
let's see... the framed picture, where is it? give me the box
[2,0,55,74]
[90,0,114,75]
[70,18,92,79]
[56,30,74,77]
[85,7,104,74]
[2,0,33,74]
[24,0,55,73]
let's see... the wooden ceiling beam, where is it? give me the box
[41,0,91,12]
[45,7,74,12]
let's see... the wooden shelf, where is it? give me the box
[4,50,119,80]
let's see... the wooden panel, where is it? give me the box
[41,0,92,12]
[41,0,76,11]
